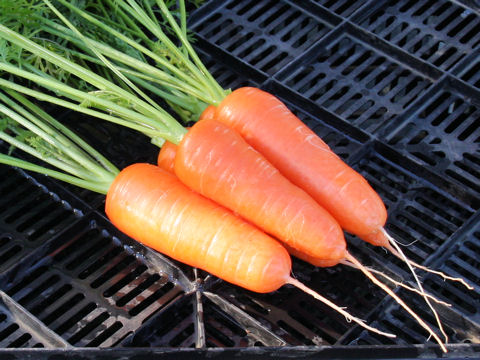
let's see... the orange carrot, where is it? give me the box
[157,139,180,174]
[213,87,388,246]
[106,163,292,293]
[173,119,347,264]
[198,104,216,122]
[105,163,395,337]
[210,87,472,286]
[208,87,464,348]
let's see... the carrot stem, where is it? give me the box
[43,0,163,115]
[47,0,206,93]
[0,154,113,194]
[345,252,447,353]
[4,89,118,174]
[286,276,396,339]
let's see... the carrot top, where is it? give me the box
[0,88,118,193]
[0,0,227,139]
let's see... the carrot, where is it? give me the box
[106,163,292,293]
[0,92,395,338]
[198,104,217,122]
[174,118,347,264]
[157,138,180,174]
[210,87,466,346]
[211,88,472,283]
[212,87,386,245]
[157,140,177,174]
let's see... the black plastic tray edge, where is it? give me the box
[0,343,478,359]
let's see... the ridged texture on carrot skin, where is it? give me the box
[214,87,388,246]
[174,119,346,263]
[157,141,177,173]
[105,163,291,293]
[157,142,341,267]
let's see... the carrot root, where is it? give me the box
[340,260,452,307]
[382,229,474,290]
[380,228,448,343]
[345,252,447,353]
[286,276,396,339]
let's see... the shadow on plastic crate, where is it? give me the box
[0,165,83,274]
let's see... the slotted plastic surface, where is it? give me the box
[0,214,184,348]
[385,80,480,201]
[353,0,480,71]
[1,0,480,359]
[275,32,433,134]
[193,0,335,75]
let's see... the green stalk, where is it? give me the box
[124,73,208,116]
[179,0,188,41]
[4,89,119,174]
[0,62,187,144]
[103,0,151,42]
[122,0,220,100]
[0,117,92,180]
[41,23,211,103]
[50,0,207,93]
[0,88,119,194]
[155,0,226,102]
[0,24,170,124]
[0,103,107,178]
[0,78,178,142]
[0,92,100,173]
[20,33,203,116]
[43,0,165,115]
[0,154,114,194]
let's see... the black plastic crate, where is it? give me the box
[0,214,186,348]
[0,0,479,359]
[384,77,480,203]
[190,0,337,75]
[274,26,435,135]
[352,0,480,71]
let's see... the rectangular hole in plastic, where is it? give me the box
[40,293,86,326]
[66,311,110,346]
[128,282,175,317]
[412,0,437,18]
[54,302,97,336]
[423,2,452,26]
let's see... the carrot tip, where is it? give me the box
[382,228,474,291]
[345,252,447,353]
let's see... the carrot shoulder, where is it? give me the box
[105,163,291,293]
[157,140,178,174]
[213,87,388,246]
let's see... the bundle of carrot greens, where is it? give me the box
[0,0,473,351]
